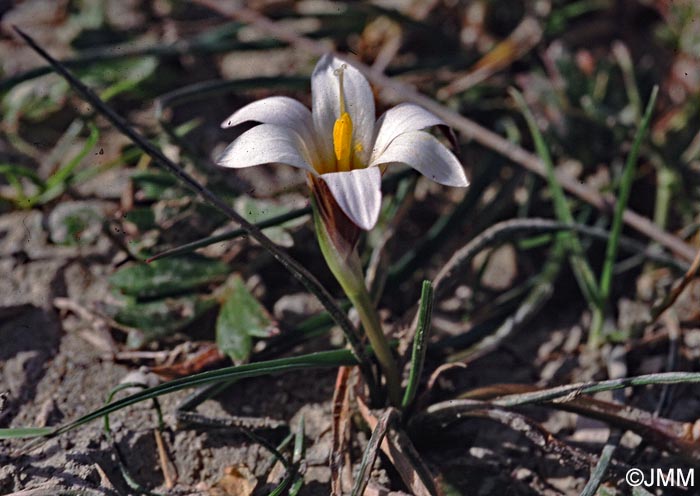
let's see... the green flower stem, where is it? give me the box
[347,281,402,407]
[313,206,402,406]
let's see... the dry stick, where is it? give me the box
[154,429,178,488]
[357,396,437,496]
[465,408,595,472]
[196,2,696,263]
[437,16,543,99]
[12,26,378,392]
[655,311,681,417]
[458,383,699,460]
[330,366,353,496]
[642,248,700,329]
[423,372,700,419]
[351,408,398,496]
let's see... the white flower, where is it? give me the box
[217,54,468,231]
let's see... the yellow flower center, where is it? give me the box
[333,112,353,172]
[331,65,361,173]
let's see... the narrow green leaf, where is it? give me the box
[402,281,434,410]
[41,349,357,440]
[8,351,357,444]
[510,88,600,307]
[288,415,306,496]
[146,206,311,263]
[580,442,617,496]
[293,415,305,463]
[597,87,659,307]
[590,87,658,346]
[27,123,100,207]
[109,256,230,299]
[44,122,99,191]
[216,275,277,363]
[0,427,54,439]
[0,163,46,188]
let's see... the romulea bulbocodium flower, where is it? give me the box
[217,54,468,235]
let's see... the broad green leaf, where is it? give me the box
[216,275,278,364]
[123,207,156,231]
[110,294,218,348]
[109,256,229,299]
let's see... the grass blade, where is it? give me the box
[509,88,600,307]
[29,122,99,206]
[288,415,306,496]
[591,86,659,344]
[580,440,617,496]
[146,206,311,262]
[0,427,54,439]
[402,281,434,410]
[1,349,356,442]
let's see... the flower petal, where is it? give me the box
[312,54,375,165]
[371,131,468,187]
[371,103,445,161]
[320,167,382,230]
[220,96,318,159]
[217,124,314,172]
[221,96,311,130]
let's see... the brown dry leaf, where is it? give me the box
[438,16,542,99]
[209,465,258,496]
[357,396,437,496]
[150,343,227,381]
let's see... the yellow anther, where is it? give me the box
[333,112,353,172]
[332,64,354,172]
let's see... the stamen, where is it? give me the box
[333,64,353,172]
[333,113,352,171]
